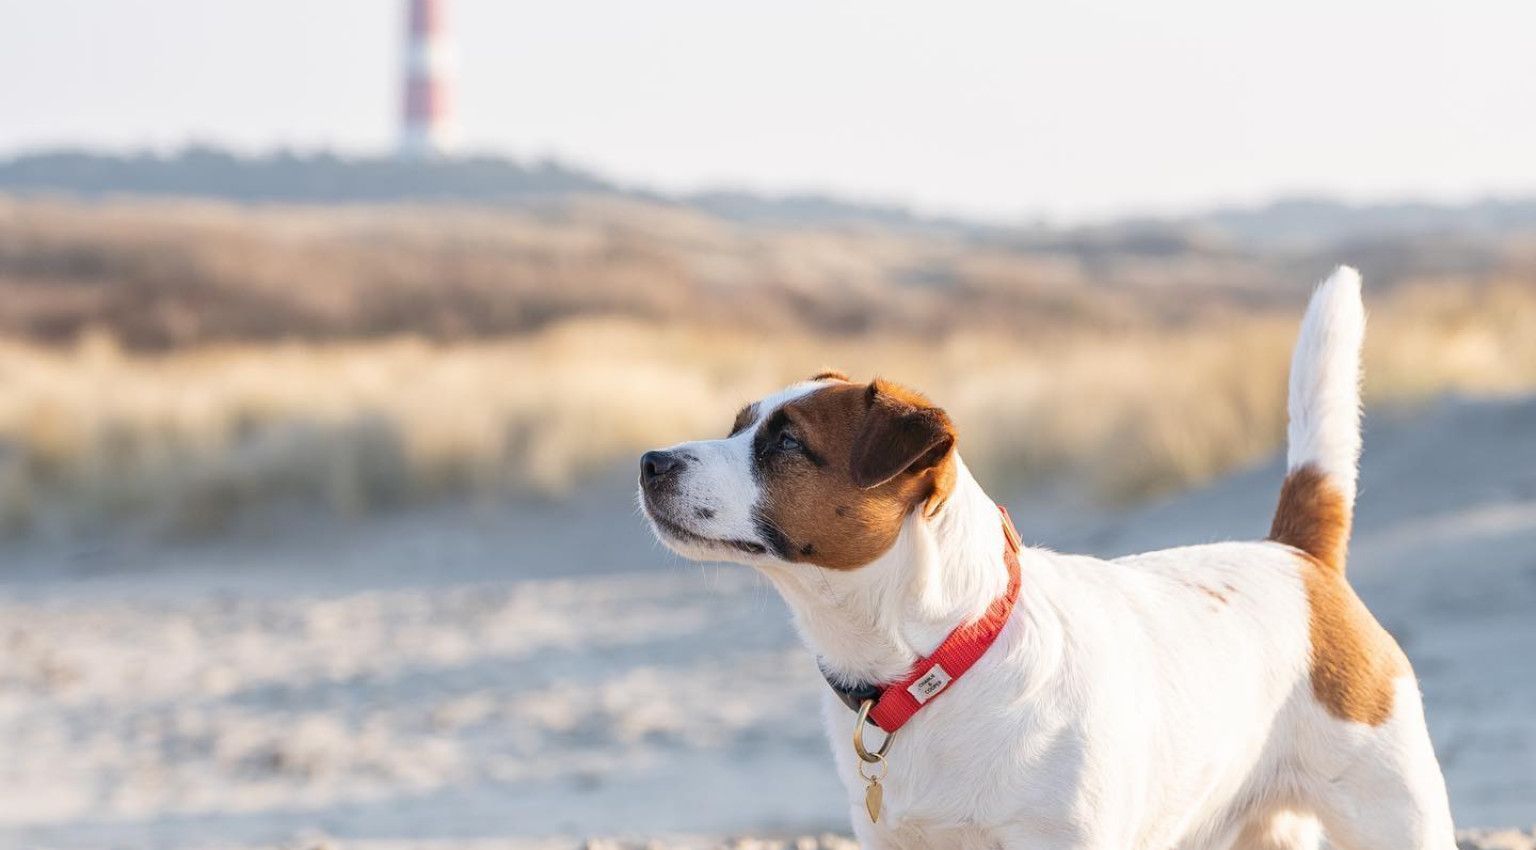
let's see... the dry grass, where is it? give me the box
[2,194,1533,536]
[1,276,1532,537]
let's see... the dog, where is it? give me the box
[638,267,1454,850]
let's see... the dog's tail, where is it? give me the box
[1269,266,1365,572]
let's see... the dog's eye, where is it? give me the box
[776,432,803,452]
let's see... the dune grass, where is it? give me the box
[1,276,1531,537]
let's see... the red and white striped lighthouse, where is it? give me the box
[400,0,457,158]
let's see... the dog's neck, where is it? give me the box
[758,456,1014,686]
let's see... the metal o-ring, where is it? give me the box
[852,699,895,763]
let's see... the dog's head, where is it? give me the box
[639,372,957,570]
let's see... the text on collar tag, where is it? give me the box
[906,665,952,704]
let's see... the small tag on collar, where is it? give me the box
[906,664,952,704]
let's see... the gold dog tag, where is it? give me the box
[852,699,893,824]
[864,774,884,822]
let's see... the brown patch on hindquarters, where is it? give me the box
[1271,465,1408,725]
[1269,464,1351,572]
[1265,464,1406,722]
[1298,552,1409,726]
[756,379,956,570]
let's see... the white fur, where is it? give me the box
[638,382,822,562]
[640,272,1455,848]
[1287,265,1365,504]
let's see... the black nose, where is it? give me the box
[641,450,685,484]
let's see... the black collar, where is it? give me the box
[819,663,885,713]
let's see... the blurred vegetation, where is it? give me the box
[0,194,1532,538]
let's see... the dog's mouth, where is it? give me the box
[643,499,767,556]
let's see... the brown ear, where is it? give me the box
[849,380,956,491]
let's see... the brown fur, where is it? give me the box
[1197,585,1230,605]
[730,403,760,437]
[1298,552,1409,725]
[757,379,956,570]
[1269,464,1351,572]
[1270,464,1408,725]
[810,369,850,382]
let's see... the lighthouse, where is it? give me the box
[400,0,457,159]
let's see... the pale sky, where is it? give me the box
[3,0,1535,222]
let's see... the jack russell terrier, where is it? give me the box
[638,268,1454,850]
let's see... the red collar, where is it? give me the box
[822,506,1024,733]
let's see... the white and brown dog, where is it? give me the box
[638,268,1454,850]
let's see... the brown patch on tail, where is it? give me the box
[1297,554,1409,726]
[1269,464,1351,572]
